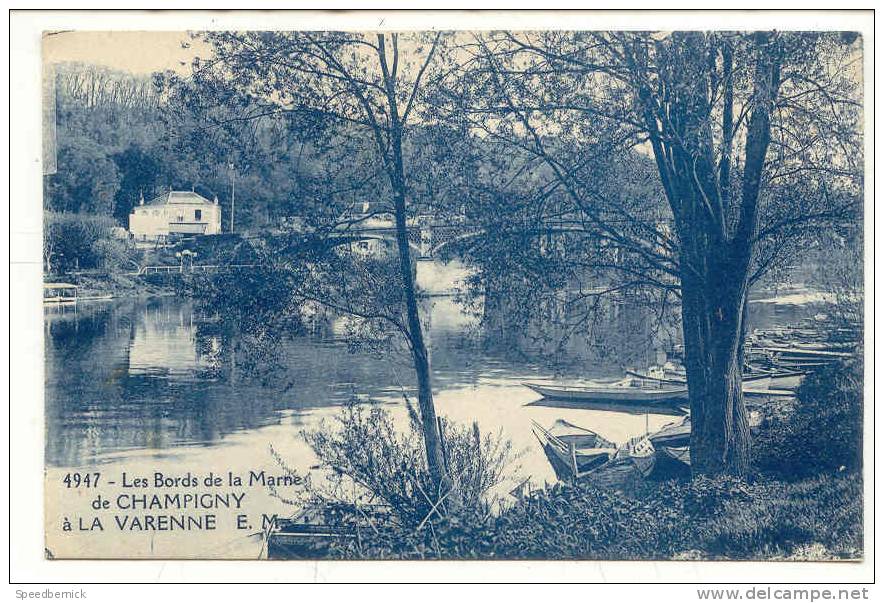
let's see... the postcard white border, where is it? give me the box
[7,4,876,588]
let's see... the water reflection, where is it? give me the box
[128,303,202,375]
[45,293,817,484]
[45,298,282,466]
[523,398,685,416]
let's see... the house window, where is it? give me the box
[195,209,202,221]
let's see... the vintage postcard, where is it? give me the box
[18,10,872,572]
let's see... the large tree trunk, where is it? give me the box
[680,251,752,476]
[634,34,779,476]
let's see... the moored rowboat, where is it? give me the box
[617,435,656,477]
[523,379,687,403]
[532,419,617,480]
[659,445,691,466]
[648,417,692,468]
[648,415,691,448]
[748,345,852,359]
[627,367,806,392]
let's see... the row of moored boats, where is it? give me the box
[527,321,859,482]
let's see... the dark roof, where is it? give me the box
[145,191,216,206]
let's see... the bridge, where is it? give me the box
[337,214,483,260]
[131,213,484,279]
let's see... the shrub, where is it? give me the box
[682,475,755,517]
[754,358,862,479]
[301,400,518,531]
[91,236,135,272]
[43,211,117,273]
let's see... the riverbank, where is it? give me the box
[331,472,860,561]
[45,270,177,300]
[282,359,863,561]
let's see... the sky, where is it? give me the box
[42,31,210,75]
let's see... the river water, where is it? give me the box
[43,289,820,558]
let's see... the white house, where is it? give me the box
[129,190,222,241]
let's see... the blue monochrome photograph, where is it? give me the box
[40,25,866,561]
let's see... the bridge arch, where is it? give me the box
[347,233,425,258]
[428,230,484,258]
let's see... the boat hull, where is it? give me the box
[767,372,806,390]
[659,445,691,466]
[628,368,805,392]
[523,382,686,403]
[540,443,612,480]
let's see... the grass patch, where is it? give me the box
[321,472,862,561]
[688,474,863,560]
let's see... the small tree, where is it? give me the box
[174,31,456,492]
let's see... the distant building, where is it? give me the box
[129,190,222,241]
